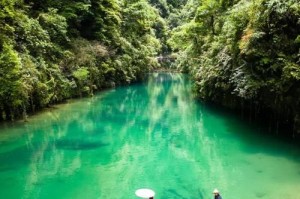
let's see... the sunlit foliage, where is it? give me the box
[169,0,300,136]
[0,0,162,121]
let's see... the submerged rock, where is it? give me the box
[255,191,267,198]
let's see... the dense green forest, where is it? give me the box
[168,0,300,137]
[0,0,166,121]
[1,0,300,137]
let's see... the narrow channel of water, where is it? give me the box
[0,73,300,199]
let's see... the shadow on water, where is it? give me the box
[54,139,110,151]
[198,101,300,161]
[165,189,188,199]
[0,144,34,172]
[164,188,205,199]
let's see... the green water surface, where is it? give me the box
[1,73,300,199]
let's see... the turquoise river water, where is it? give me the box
[1,73,300,199]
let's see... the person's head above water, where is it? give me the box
[213,189,222,199]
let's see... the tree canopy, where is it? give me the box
[169,0,300,137]
[1,0,300,137]
[0,0,162,121]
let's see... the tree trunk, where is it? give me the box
[210,15,215,35]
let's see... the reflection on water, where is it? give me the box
[0,73,300,199]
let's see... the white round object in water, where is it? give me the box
[135,188,155,198]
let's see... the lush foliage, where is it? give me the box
[169,0,300,137]
[0,0,162,120]
[1,0,300,137]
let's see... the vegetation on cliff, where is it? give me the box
[0,0,162,120]
[169,0,300,137]
[1,0,300,138]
